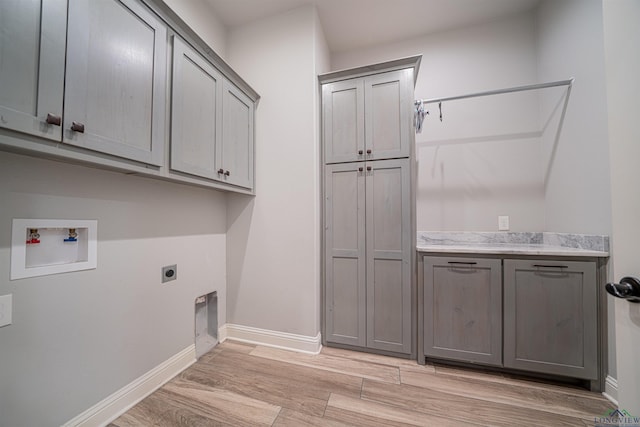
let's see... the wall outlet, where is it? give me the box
[162,265,177,283]
[498,215,510,231]
[0,294,13,328]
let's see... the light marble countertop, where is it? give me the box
[416,232,609,257]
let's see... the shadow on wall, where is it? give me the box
[225,193,255,313]
[0,151,228,247]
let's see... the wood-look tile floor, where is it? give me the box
[110,341,613,426]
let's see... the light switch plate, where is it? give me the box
[498,215,510,231]
[0,294,13,328]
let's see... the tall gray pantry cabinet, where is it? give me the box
[320,57,421,357]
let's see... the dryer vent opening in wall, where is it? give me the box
[195,292,218,359]
[10,219,98,280]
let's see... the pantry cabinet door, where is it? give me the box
[364,69,412,161]
[325,163,366,347]
[366,158,412,354]
[63,0,167,166]
[170,36,222,180]
[323,79,365,164]
[0,0,66,140]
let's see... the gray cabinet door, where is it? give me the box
[364,69,412,161]
[366,158,411,354]
[503,260,598,380]
[325,163,366,347]
[0,0,66,140]
[63,0,167,166]
[170,36,222,180]
[424,257,502,366]
[219,80,254,189]
[323,79,365,164]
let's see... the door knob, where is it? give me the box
[358,167,363,172]
[606,276,640,303]
[358,150,363,155]
[366,166,372,171]
[366,149,372,154]
[218,168,224,174]
[224,170,230,176]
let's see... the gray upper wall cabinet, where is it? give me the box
[219,80,255,189]
[323,69,413,164]
[0,0,258,194]
[0,0,67,141]
[63,0,167,166]
[170,35,223,180]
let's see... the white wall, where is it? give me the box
[225,5,329,338]
[333,13,543,232]
[0,152,227,426]
[0,2,229,424]
[603,0,640,412]
[162,0,228,58]
[535,0,615,382]
[536,0,611,236]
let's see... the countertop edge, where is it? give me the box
[416,245,609,257]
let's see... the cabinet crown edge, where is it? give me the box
[318,55,422,86]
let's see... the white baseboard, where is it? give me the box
[62,345,196,427]
[603,375,619,406]
[220,323,322,354]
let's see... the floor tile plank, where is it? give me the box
[273,408,352,427]
[327,393,480,427]
[362,378,587,427]
[401,367,613,420]
[250,345,400,384]
[321,346,431,371]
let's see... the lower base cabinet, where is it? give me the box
[424,257,502,366]
[423,255,599,381]
[503,259,598,380]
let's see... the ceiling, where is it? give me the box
[205,0,540,53]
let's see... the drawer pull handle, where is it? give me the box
[45,113,61,126]
[71,121,85,133]
[533,264,568,269]
[448,261,477,265]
